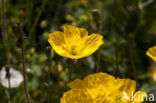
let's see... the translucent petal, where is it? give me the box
[82,73,124,99]
[83,73,115,88]
[60,89,92,103]
[119,79,136,98]
[61,73,146,103]
[64,25,88,38]
[63,25,88,57]
[146,46,156,62]
[48,32,70,58]
[68,79,85,89]
[80,33,104,58]
[132,91,147,103]
[150,66,156,81]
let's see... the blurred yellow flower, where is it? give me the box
[61,73,147,103]
[149,66,156,81]
[146,46,156,62]
[48,25,103,59]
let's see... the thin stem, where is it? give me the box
[68,67,72,81]
[27,0,33,30]
[127,42,136,80]
[1,0,11,102]
[21,35,31,103]
[96,51,101,73]
[4,88,11,103]
[96,22,101,73]
[7,74,11,101]
[67,59,73,81]
[50,0,63,29]
[1,0,11,65]
[113,46,119,75]
[29,0,47,38]
[113,45,122,77]
[5,67,11,103]
[91,9,101,73]
[45,46,53,102]
[47,58,52,103]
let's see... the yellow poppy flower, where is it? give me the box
[61,73,147,103]
[146,46,156,62]
[48,25,103,59]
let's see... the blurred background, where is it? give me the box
[1,0,156,103]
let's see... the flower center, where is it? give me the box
[70,46,77,55]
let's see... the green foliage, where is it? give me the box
[1,0,156,102]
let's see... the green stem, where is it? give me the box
[1,0,11,65]
[1,0,11,102]
[96,23,101,73]
[67,59,73,81]
[48,58,52,103]
[21,35,31,103]
[29,0,47,38]
[4,88,11,103]
[50,0,63,29]
[96,51,101,73]
[127,42,136,80]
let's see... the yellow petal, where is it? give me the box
[63,25,88,58]
[60,89,92,103]
[149,66,156,81]
[64,25,88,38]
[82,73,124,99]
[48,32,65,46]
[132,91,147,103]
[80,33,104,58]
[146,46,156,62]
[82,73,115,99]
[83,72,115,88]
[152,69,156,81]
[67,79,85,89]
[48,32,69,58]
[119,79,136,98]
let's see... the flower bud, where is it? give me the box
[91,9,100,23]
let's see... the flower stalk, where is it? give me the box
[91,9,101,72]
[45,46,53,102]
[1,0,11,65]
[12,23,31,103]
[1,0,11,102]
[67,59,73,81]
[21,28,31,103]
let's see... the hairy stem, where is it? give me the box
[48,58,52,102]
[127,42,136,80]
[21,35,31,103]
[1,0,11,65]
[67,59,73,81]
[1,0,11,102]
[96,23,101,73]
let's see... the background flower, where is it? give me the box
[146,46,156,62]
[61,73,146,103]
[149,66,156,81]
[0,67,23,88]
